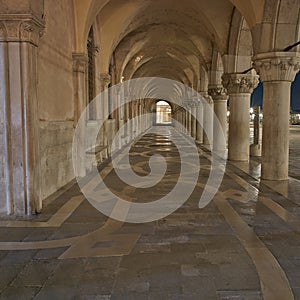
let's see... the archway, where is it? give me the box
[156,101,172,125]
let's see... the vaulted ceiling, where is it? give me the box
[95,0,243,86]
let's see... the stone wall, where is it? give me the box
[37,0,76,202]
[39,121,74,201]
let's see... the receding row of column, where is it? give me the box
[173,53,300,181]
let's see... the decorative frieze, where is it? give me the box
[253,52,300,82]
[222,73,259,94]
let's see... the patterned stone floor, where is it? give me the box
[0,126,300,299]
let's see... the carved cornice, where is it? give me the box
[72,53,88,73]
[253,52,300,82]
[208,85,228,101]
[222,73,259,94]
[0,15,45,46]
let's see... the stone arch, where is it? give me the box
[209,49,225,86]
[252,0,300,53]
[73,0,108,53]
[224,8,254,73]
[73,0,264,75]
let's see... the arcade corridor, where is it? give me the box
[0,126,300,299]
[1,0,300,299]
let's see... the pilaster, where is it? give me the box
[0,15,44,215]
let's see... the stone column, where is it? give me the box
[123,95,132,143]
[114,85,122,150]
[250,106,262,157]
[222,73,259,161]
[73,54,88,125]
[208,86,228,151]
[191,100,197,139]
[99,73,111,157]
[73,53,88,177]
[179,107,183,132]
[178,108,183,131]
[99,73,111,119]
[202,94,214,147]
[195,98,204,143]
[254,52,300,180]
[180,107,184,131]
[0,15,44,215]
[184,102,192,136]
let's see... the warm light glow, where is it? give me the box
[156,101,172,124]
[135,55,143,63]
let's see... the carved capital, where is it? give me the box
[72,53,88,73]
[198,91,213,104]
[208,85,228,101]
[204,95,214,104]
[253,52,300,82]
[0,15,45,46]
[222,73,259,94]
[99,73,111,88]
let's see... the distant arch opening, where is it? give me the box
[156,101,172,125]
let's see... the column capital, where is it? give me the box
[208,85,228,102]
[99,73,111,85]
[0,15,45,46]
[199,92,214,104]
[72,53,88,73]
[222,73,259,94]
[253,52,300,82]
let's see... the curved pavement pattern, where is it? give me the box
[0,126,299,299]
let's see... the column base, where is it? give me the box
[250,144,262,157]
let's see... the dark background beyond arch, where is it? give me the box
[251,73,300,112]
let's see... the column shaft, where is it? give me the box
[73,53,88,177]
[262,81,291,179]
[0,17,44,215]
[254,52,300,180]
[228,94,251,160]
[213,100,228,151]
[222,73,259,161]
[196,103,204,143]
[203,99,214,146]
